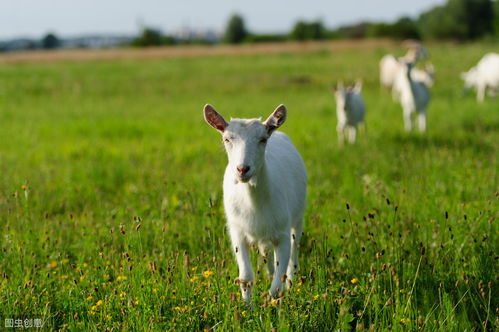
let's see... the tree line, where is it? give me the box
[225,0,499,43]
[134,0,498,46]
[3,0,497,51]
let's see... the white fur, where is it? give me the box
[333,81,366,145]
[204,104,307,303]
[392,61,431,132]
[412,64,435,88]
[461,53,499,102]
[379,54,402,89]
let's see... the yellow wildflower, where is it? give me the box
[314,294,320,300]
[49,261,58,268]
[202,270,214,278]
[117,275,127,281]
[351,278,359,284]
[21,185,27,191]
[174,305,188,312]
[96,300,103,306]
[189,276,199,283]
[86,296,93,301]
[400,318,410,325]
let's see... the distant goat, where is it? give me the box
[393,63,435,101]
[332,81,366,145]
[392,61,431,132]
[379,42,428,89]
[380,55,404,89]
[204,104,307,303]
[461,53,499,102]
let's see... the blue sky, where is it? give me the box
[0,0,446,39]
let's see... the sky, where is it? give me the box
[0,0,447,39]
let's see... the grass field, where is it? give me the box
[0,41,497,331]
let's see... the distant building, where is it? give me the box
[0,34,134,52]
[60,35,135,49]
[0,38,41,52]
[0,28,221,52]
[172,27,222,44]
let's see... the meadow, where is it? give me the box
[0,40,497,331]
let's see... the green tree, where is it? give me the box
[291,21,308,40]
[132,28,174,47]
[224,14,248,44]
[419,0,494,40]
[41,33,60,49]
[290,21,325,40]
[493,0,499,34]
[368,17,420,40]
[133,28,163,47]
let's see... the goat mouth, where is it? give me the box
[237,174,252,182]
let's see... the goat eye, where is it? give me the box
[224,138,231,143]
[260,138,268,144]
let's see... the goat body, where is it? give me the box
[380,55,402,89]
[333,81,366,144]
[204,104,307,303]
[393,62,431,132]
[461,53,499,102]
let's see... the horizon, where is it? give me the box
[0,0,446,40]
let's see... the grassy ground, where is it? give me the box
[0,41,497,331]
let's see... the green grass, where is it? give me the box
[0,41,497,331]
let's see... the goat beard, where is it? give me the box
[233,176,258,187]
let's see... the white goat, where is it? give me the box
[333,81,366,145]
[461,52,499,102]
[204,104,307,303]
[393,63,435,101]
[392,61,431,132]
[380,54,403,89]
[379,43,428,89]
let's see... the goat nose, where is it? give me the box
[237,165,250,175]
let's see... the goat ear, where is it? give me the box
[204,104,228,133]
[264,104,287,134]
[355,78,362,92]
[353,79,362,93]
